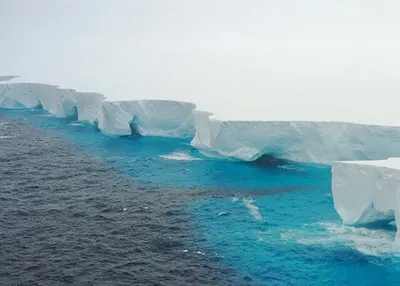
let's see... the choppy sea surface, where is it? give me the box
[1,108,400,286]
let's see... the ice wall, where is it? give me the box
[4,80,400,165]
[191,114,400,163]
[332,159,400,251]
[0,83,105,122]
[0,82,196,137]
[98,100,196,137]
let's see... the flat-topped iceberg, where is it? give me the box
[0,82,196,137]
[332,158,400,250]
[191,113,400,163]
[0,82,105,124]
[98,100,196,137]
[3,80,400,164]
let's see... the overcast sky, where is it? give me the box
[1,0,399,124]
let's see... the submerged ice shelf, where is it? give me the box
[332,158,400,250]
[3,78,400,164]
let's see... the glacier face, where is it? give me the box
[332,159,400,250]
[191,113,400,163]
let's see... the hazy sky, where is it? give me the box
[1,0,400,124]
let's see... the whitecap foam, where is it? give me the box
[278,165,304,171]
[280,222,395,256]
[160,152,202,161]
[68,122,84,126]
[321,222,395,256]
[0,135,13,139]
[243,198,263,221]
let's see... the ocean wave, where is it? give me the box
[280,222,396,257]
[68,122,85,126]
[160,152,202,161]
[242,198,263,221]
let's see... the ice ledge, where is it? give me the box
[332,158,400,251]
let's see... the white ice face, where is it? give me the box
[331,158,400,251]
[0,83,196,138]
[98,100,196,137]
[191,114,400,162]
[0,83,41,109]
[4,82,400,164]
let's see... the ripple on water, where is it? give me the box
[0,116,247,286]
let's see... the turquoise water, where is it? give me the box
[2,108,400,285]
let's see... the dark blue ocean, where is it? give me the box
[1,108,400,285]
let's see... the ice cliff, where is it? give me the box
[0,82,196,138]
[98,100,196,137]
[3,79,400,164]
[191,113,400,163]
[332,159,400,250]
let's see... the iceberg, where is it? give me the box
[331,158,400,250]
[191,113,400,163]
[0,82,195,137]
[98,100,196,137]
[4,80,400,164]
[0,83,44,109]
[0,83,105,123]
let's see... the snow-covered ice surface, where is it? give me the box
[332,158,400,250]
[3,79,400,164]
